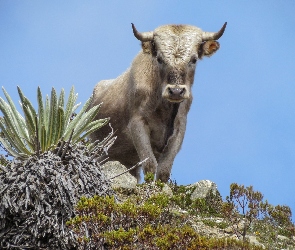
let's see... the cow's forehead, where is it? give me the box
[154,25,203,65]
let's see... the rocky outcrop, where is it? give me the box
[188,180,220,200]
[101,161,137,190]
[101,162,221,202]
[100,161,294,250]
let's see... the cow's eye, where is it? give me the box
[190,56,197,64]
[157,56,163,64]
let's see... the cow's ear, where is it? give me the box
[198,40,220,59]
[141,41,156,56]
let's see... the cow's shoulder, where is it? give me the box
[93,79,114,96]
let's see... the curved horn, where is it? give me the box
[131,23,154,42]
[202,22,227,41]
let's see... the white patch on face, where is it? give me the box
[154,28,202,67]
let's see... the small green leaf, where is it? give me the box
[23,96,37,119]
[17,86,26,105]
[45,94,50,129]
[38,86,45,127]
[2,87,29,141]
[64,86,76,128]
[55,107,65,144]
[0,135,29,159]
[58,88,65,109]
[47,88,58,148]
[0,121,22,153]
[22,104,36,141]
[71,103,102,142]
[63,96,93,140]
[77,118,109,142]
[0,102,31,153]
[40,125,47,151]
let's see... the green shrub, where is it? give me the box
[222,183,295,248]
[68,194,264,249]
[221,183,263,241]
[144,171,155,183]
[254,199,295,247]
[170,182,222,216]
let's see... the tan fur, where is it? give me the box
[89,24,225,182]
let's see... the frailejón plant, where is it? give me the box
[0,86,115,249]
[0,86,109,159]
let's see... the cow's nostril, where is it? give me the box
[169,88,185,96]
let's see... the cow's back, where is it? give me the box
[89,71,139,166]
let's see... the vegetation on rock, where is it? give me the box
[222,183,295,248]
[168,180,223,217]
[0,86,114,249]
[67,180,295,249]
[67,190,263,250]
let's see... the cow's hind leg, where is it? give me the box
[117,154,142,183]
[129,165,141,183]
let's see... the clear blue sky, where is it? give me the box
[1,1,295,219]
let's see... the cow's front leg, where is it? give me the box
[157,115,187,182]
[156,131,184,182]
[128,116,157,181]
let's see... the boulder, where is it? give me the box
[188,180,220,200]
[101,161,137,190]
[246,236,265,249]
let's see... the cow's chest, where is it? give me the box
[149,103,179,153]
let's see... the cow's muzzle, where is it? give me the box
[169,87,185,99]
[162,84,190,103]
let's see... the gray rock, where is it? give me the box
[188,180,220,200]
[246,235,265,249]
[162,184,173,197]
[224,222,245,233]
[101,161,137,190]
[277,234,289,241]
[224,226,233,234]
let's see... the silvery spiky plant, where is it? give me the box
[0,86,116,249]
[0,86,109,159]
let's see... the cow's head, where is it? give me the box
[132,22,227,103]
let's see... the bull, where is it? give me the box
[89,22,227,182]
